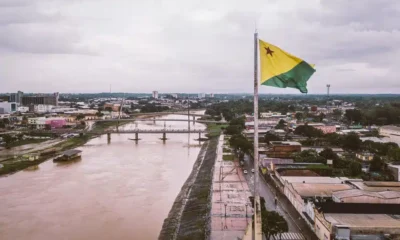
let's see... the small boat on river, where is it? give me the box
[54,150,82,162]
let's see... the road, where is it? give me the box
[242,155,301,233]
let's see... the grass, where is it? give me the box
[0,158,49,176]
[222,154,234,161]
[7,138,48,148]
[223,147,231,153]
[206,123,228,138]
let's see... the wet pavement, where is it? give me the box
[210,135,253,240]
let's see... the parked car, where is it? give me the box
[244,170,248,174]
[251,169,255,173]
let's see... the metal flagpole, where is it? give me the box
[253,31,262,240]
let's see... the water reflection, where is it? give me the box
[0,113,205,240]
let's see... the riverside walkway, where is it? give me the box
[210,135,253,240]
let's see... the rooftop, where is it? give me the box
[324,213,400,230]
[349,181,400,192]
[270,141,301,146]
[315,202,400,214]
[62,149,82,157]
[332,189,400,200]
[282,176,350,184]
[291,183,353,197]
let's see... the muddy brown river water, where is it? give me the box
[0,114,205,240]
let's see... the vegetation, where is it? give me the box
[140,103,169,113]
[294,125,324,138]
[206,123,227,138]
[222,154,234,161]
[228,134,253,154]
[264,132,281,144]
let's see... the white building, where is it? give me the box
[210,93,214,98]
[18,106,29,113]
[198,93,206,98]
[380,125,400,137]
[152,91,159,99]
[0,102,17,114]
[28,117,47,129]
[33,104,54,113]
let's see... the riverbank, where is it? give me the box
[0,120,134,176]
[159,136,219,240]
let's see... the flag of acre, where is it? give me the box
[259,39,315,93]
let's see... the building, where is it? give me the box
[17,106,29,113]
[210,93,214,98]
[28,117,48,129]
[152,91,159,99]
[266,141,301,158]
[22,93,59,106]
[380,125,400,137]
[388,163,400,181]
[198,93,206,98]
[28,117,66,129]
[29,104,54,113]
[332,189,400,204]
[314,202,400,240]
[348,181,400,192]
[0,102,17,114]
[356,152,374,161]
[280,176,353,222]
[314,125,336,134]
[171,93,178,99]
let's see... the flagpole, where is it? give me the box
[253,31,261,240]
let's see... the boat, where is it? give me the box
[54,149,82,162]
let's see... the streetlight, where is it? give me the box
[224,203,228,218]
[245,203,248,218]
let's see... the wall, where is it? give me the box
[337,195,400,204]
[314,211,332,240]
[388,165,400,182]
[284,182,306,214]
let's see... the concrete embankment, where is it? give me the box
[159,137,219,240]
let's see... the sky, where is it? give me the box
[0,0,399,94]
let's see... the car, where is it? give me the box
[251,169,255,173]
[243,170,248,174]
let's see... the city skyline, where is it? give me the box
[1,0,399,94]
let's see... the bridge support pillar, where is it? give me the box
[161,132,167,141]
[107,133,111,143]
[135,132,139,140]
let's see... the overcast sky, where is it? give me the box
[1,0,399,94]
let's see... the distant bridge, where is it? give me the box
[95,118,226,124]
[28,128,213,142]
[129,112,210,117]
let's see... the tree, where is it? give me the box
[318,113,326,122]
[275,119,286,129]
[369,155,384,172]
[224,125,242,135]
[2,134,15,148]
[294,125,323,138]
[229,134,253,154]
[319,148,339,161]
[105,106,113,112]
[293,150,325,163]
[348,161,362,176]
[17,134,24,141]
[96,110,104,117]
[0,120,5,129]
[332,109,342,120]
[388,148,400,162]
[76,114,85,121]
[345,109,363,124]
[22,116,28,125]
[264,132,281,144]
[342,133,362,151]
[295,112,303,121]
[229,117,245,129]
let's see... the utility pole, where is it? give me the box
[187,96,190,131]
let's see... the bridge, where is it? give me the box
[129,111,210,118]
[95,118,226,124]
[29,128,212,142]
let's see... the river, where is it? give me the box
[0,113,206,240]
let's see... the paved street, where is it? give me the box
[242,155,319,240]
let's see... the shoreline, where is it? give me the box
[158,136,219,240]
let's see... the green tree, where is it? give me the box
[388,148,400,162]
[105,106,113,112]
[369,155,384,172]
[0,120,5,129]
[318,113,326,122]
[295,112,303,121]
[345,109,363,124]
[294,125,323,138]
[2,134,15,148]
[76,114,85,121]
[264,132,281,144]
[348,161,362,176]
[293,150,325,163]
[275,119,286,129]
[332,109,342,120]
[229,117,245,129]
[229,134,253,154]
[319,148,339,160]
[224,125,242,135]
[342,133,362,151]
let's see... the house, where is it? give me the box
[356,152,374,161]
[388,163,400,181]
[266,141,301,158]
[332,189,400,204]
[314,202,400,240]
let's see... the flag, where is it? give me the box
[259,39,315,93]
